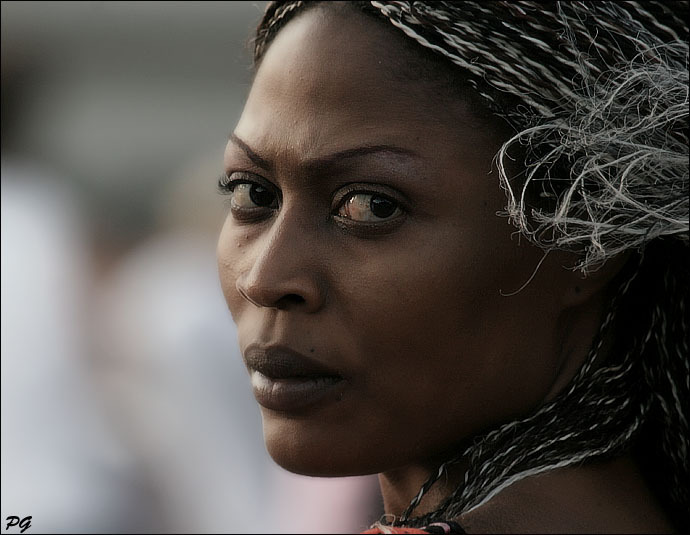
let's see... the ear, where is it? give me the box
[558,251,634,308]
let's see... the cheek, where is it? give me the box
[335,228,494,361]
[331,245,486,408]
[333,233,560,437]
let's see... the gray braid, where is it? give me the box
[396,257,649,525]
[253,1,306,62]
[635,244,690,524]
[368,1,689,273]
[425,261,649,520]
[251,1,690,530]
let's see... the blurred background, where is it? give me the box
[1,2,382,533]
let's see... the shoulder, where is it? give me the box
[459,455,674,533]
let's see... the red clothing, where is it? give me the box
[362,527,430,534]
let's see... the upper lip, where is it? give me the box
[244,344,343,379]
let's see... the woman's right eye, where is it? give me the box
[218,173,279,220]
[231,183,278,210]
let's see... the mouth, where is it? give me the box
[244,345,346,412]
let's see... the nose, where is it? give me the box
[235,209,326,312]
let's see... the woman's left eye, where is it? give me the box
[337,193,403,222]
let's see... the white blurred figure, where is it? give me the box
[0,162,151,533]
[272,470,382,534]
[94,229,271,533]
[93,154,380,533]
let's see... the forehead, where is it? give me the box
[235,6,499,154]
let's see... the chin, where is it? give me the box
[261,411,378,477]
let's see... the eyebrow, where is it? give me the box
[229,134,274,171]
[228,133,419,173]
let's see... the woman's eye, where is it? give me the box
[230,182,278,210]
[337,193,403,222]
[218,173,280,221]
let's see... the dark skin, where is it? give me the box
[217,5,673,533]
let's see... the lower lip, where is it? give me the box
[250,371,345,412]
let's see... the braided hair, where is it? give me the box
[250,1,690,530]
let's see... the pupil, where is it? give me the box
[249,185,274,207]
[370,196,396,218]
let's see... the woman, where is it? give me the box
[217,1,689,532]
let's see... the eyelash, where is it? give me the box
[217,172,254,194]
[217,172,407,231]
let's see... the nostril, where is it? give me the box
[276,293,305,309]
[236,285,263,308]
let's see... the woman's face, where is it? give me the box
[218,6,577,476]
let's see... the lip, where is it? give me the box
[244,344,346,412]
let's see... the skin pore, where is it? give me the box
[217,4,672,532]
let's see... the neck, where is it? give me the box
[378,457,469,522]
